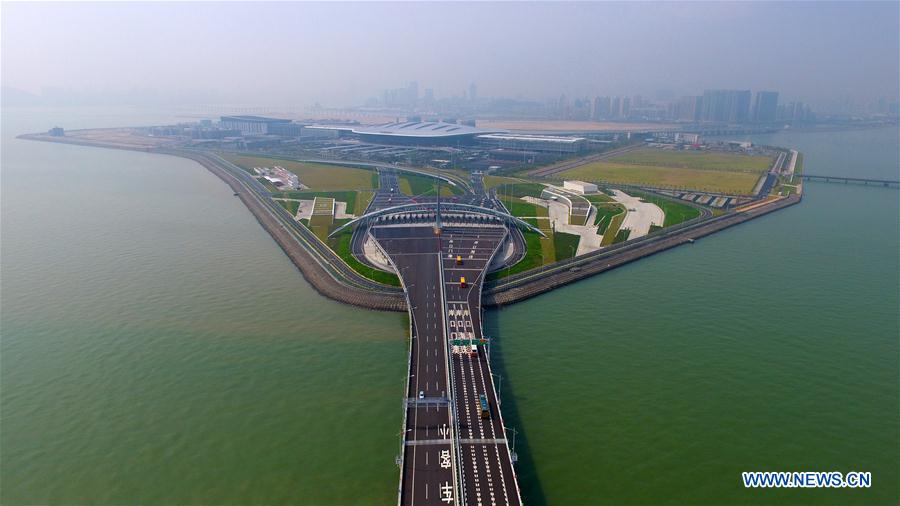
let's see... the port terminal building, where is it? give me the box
[305,121,587,152]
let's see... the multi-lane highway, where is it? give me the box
[373,224,521,505]
[441,226,521,506]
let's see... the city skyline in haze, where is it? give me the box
[2,2,898,110]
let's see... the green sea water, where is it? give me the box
[2,109,897,505]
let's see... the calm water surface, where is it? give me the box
[2,110,897,505]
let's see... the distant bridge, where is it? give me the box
[800,174,899,187]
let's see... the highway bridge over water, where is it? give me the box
[371,218,522,505]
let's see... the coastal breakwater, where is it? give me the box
[484,194,799,305]
[19,133,800,311]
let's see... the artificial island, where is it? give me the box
[22,115,811,505]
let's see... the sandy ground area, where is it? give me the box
[334,201,354,219]
[276,199,353,220]
[363,235,395,272]
[488,235,518,272]
[610,189,663,239]
[292,199,314,220]
[68,128,175,147]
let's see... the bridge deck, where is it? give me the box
[373,225,521,506]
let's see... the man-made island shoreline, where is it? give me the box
[18,131,801,311]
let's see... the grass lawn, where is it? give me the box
[593,203,626,233]
[499,196,549,218]
[613,228,631,244]
[327,229,400,286]
[221,154,377,190]
[522,217,552,229]
[276,199,300,215]
[487,231,546,281]
[628,191,701,227]
[357,190,375,214]
[483,175,520,189]
[483,176,533,190]
[255,177,281,193]
[609,147,774,172]
[569,213,590,226]
[584,194,613,204]
[560,161,763,195]
[312,197,334,214]
[492,182,547,199]
[399,173,462,197]
[553,231,581,260]
[270,190,375,216]
[270,190,361,214]
[792,153,804,182]
[601,212,627,246]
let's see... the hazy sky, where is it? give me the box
[2,1,898,107]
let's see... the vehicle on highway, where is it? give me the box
[456,255,463,265]
[460,276,467,288]
[470,344,478,356]
[479,394,490,419]
[419,390,424,399]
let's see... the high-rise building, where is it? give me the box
[701,90,751,123]
[592,96,611,120]
[556,94,570,119]
[618,96,631,119]
[382,82,420,108]
[776,101,813,122]
[752,91,779,122]
[672,96,703,121]
[407,81,419,103]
